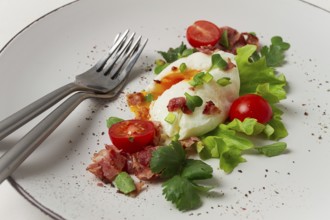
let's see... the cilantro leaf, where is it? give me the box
[155,43,196,74]
[158,42,196,63]
[150,141,186,178]
[162,175,202,211]
[181,159,213,180]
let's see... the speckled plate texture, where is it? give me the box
[0,0,329,219]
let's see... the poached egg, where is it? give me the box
[147,50,240,140]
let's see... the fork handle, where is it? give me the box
[0,82,83,141]
[0,92,90,184]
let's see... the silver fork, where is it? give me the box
[0,32,147,184]
[0,30,145,141]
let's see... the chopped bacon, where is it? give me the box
[219,26,259,54]
[87,145,127,183]
[226,58,236,71]
[180,136,200,148]
[127,92,145,106]
[152,121,163,146]
[203,101,221,115]
[198,26,260,55]
[126,146,159,181]
[167,97,192,114]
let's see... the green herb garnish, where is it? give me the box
[220,29,229,49]
[209,53,228,71]
[184,92,203,112]
[106,117,123,128]
[155,43,197,74]
[150,141,214,211]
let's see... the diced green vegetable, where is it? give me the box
[113,172,136,194]
[165,112,176,124]
[179,63,187,73]
[216,77,231,86]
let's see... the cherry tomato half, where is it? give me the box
[109,119,155,153]
[229,94,273,124]
[186,20,221,48]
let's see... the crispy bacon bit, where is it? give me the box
[152,121,163,146]
[127,92,145,106]
[154,79,161,84]
[198,26,259,55]
[226,58,236,71]
[180,136,200,148]
[203,101,221,115]
[167,97,192,114]
[87,145,127,183]
[171,66,178,71]
[167,97,186,111]
[126,146,159,180]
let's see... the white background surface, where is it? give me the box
[0,1,73,219]
[0,0,329,220]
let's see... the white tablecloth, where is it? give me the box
[0,0,329,219]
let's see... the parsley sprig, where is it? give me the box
[150,141,214,211]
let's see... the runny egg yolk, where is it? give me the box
[128,67,200,120]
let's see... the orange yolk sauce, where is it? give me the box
[127,67,200,120]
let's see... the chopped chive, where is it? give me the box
[165,112,177,124]
[179,63,187,73]
[216,77,231,86]
[220,30,229,49]
[189,72,205,87]
[202,72,213,83]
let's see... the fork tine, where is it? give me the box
[95,29,129,71]
[102,32,136,75]
[109,35,142,79]
[109,37,148,88]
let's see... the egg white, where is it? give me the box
[148,51,240,140]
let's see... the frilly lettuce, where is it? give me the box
[198,41,290,173]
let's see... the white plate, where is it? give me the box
[0,0,330,219]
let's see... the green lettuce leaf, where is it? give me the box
[235,45,287,103]
[256,142,287,157]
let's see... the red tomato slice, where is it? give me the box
[229,94,273,124]
[109,119,155,153]
[186,20,221,48]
